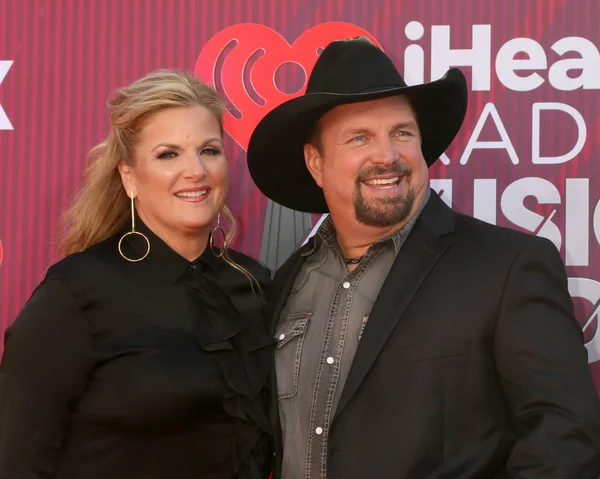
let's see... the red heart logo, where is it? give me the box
[194,23,381,151]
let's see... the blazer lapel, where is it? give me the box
[333,191,455,420]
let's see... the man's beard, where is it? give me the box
[353,163,415,228]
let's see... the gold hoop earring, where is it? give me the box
[118,192,150,262]
[210,212,226,258]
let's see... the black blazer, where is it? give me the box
[268,191,600,479]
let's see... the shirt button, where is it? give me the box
[342,281,350,289]
[326,357,334,364]
[315,427,323,435]
[188,263,197,272]
[278,334,285,340]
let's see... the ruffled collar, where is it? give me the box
[189,258,274,478]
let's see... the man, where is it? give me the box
[247,37,600,479]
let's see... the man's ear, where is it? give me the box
[117,162,137,198]
[304,143,324,188]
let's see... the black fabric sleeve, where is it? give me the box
[0,278,96,479]
[495,236,600,478]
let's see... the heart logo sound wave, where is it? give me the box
[194,23,381,152]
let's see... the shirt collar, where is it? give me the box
[123,217,220,283]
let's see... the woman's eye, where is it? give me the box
[157,150,178,159]
[201,147,222,156]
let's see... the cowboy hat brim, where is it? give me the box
[247,68,468,214]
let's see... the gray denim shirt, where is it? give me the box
[275,189,430,479]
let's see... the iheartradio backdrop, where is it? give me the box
[1,0,600,395]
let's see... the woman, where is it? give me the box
[0,71,274,478]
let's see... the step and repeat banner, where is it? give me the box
[1,0,599,392]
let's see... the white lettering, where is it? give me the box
[495,38,546,91]
[0,61,13,130]
[568,277,600,363]
[549,37,600,91]
[412,176,600,267]
[431,24,492,91]
[592,200,600,249]
[411,21,599,92]
[439,152,451,166]
[404,21,425,85]
[500,177,562,250]
[532,102,586,164]
[565,179,589,266]
[460,103,519,165]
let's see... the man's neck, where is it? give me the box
[333,188,430,260]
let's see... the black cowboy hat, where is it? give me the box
[246,36,468,213]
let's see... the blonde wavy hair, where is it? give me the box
[58,70,260,292]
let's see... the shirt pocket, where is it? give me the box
[274,312,312,399]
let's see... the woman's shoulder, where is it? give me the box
[13,238,120,323]
[44,236,120,285]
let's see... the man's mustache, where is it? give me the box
[356,163,412,183]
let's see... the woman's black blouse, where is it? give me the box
[0,221,274,479]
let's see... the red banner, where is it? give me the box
[1,1,599,396]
